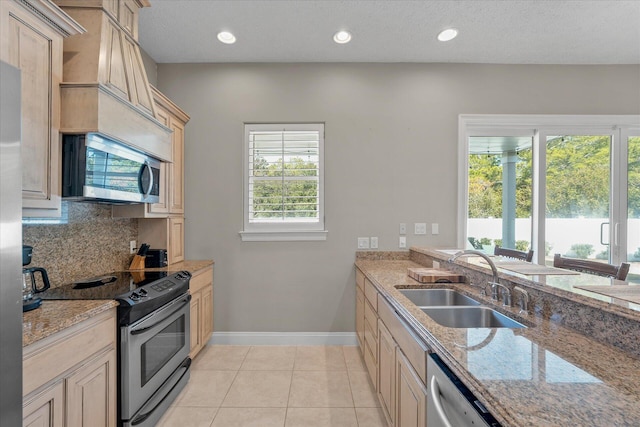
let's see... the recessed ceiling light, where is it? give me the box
[437,28,458,42]
[217,31,236,44]
[333,30,352,44]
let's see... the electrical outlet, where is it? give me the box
[370,237,379,249]
[129,240,137,254]
[399,236,407,249]
[415,223,427,235]
[399,223,407,235]
[432,223,439,235]
[358,237,370,249]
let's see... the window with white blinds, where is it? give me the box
[241,123,326,241]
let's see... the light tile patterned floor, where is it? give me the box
[157,345,388,427]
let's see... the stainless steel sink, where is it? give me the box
[398,289,481,307]
[421,306,526,328]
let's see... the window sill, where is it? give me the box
[239,230,328,242]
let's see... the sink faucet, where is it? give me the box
[448,250,500,298]
[513,286,529,314]
[492,282,511,306]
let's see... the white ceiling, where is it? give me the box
[139,0,640,64]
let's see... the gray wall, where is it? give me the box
[155,63,640,333]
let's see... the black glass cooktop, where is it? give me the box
[39,271,172,301]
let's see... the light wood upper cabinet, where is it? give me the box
[0,0,83,217]
[112,86,189,219]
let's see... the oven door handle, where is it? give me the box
[130,358,191,426]
[130,294,192,336]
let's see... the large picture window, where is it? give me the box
[458,115,640,283]
[241,123,326,241]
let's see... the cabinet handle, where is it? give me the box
[430,375,454,427]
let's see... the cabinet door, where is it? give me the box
[6,6,62,216]
[189,290,202,357]
[396,349,427,427]
[66,349,117,427]
[169,217,185,264]
[168,116,185,214]
[121,34,154,116]
[378,320,396,426]
[201,285,213,346]
[148,107,170,214]
[356,286,365,351]
[23,380,64,427]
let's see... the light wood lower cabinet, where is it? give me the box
[189,265,214,358]
[356,268,365,351]
[355,275,430,427]
[23,381,64,427]
[378,319,397,426]
[23,308,117,427]
[396,349,427,427]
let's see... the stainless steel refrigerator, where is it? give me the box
[1,60,24,426]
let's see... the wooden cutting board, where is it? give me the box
[407,268,465,283]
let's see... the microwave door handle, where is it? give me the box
[138,161,154,197]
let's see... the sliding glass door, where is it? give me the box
[543,134,612,266]
[625,133,640,282]
[460,116,640,283]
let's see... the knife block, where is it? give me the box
[129,254,146,270]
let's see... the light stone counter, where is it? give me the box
[23,260,212,347]
[23,300,118,347]
[355,257,640,427]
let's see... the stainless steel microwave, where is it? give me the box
[62,133,161,204]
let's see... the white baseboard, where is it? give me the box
[208,332,358,346]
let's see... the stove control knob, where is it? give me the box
[130,292,140,301]
[138,288,148,296]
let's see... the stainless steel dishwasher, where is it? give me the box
[427,353,502,427]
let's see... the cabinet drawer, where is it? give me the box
[356,287,364,347]
[363,332,378,389]
[364,299,378,338]
[364,278,378,309]
[356,268,365,292]
[377,295,429,384]
[190,266,213,293]
[363,315,378,363]
[23,309,116,396]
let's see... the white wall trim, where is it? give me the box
[209,332,358,346]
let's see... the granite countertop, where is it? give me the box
[23,300,118,347]
[23,260,213,348]
[355,258,640,427]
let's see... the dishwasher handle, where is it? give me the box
[430,375,454,427]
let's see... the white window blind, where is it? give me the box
[242,123,326,241]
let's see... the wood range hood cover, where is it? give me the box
[54,0,172,162]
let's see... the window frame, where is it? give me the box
[458,114,640,265]
[240,123,327,242]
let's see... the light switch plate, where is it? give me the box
[415,223,427,235]
[431,223,439,235]
[358,237,370,249]
[399,223,407,235]
[399,236,407,249]
[370,237,379,249]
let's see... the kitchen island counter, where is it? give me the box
[356,256,640,427]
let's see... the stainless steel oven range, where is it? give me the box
[40,270,192,426]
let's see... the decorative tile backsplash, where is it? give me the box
[23,202,137,288]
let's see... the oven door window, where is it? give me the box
[140,315,185,386]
